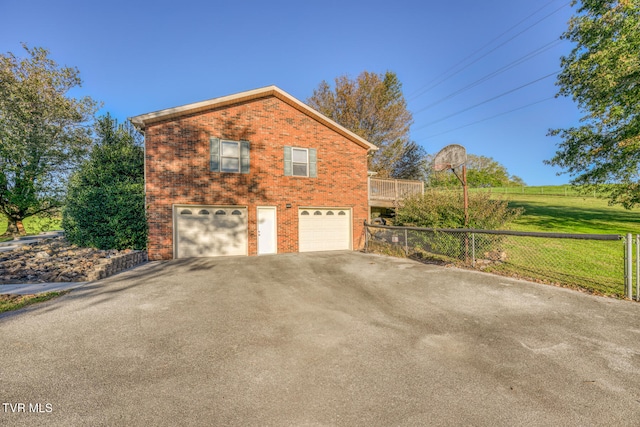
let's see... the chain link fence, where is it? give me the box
[364,222,636,299]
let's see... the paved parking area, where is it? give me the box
[1,251,639,426]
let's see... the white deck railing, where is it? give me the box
[368,178,424,204]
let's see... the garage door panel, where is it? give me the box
[175,206,247,258]
[299,208,351,252]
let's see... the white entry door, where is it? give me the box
[257,207,277,255]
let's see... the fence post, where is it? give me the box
[471,233,476,267]
[636,234,640,301]
[364,222,369,253]
[404,228,409,256]
[625,233,633,299]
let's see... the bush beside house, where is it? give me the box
[63,115,147,251]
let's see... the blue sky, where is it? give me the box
[1,0,580,185]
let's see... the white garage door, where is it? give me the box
[299,208,351,252]
[174,206,247,258]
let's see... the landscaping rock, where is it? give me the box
[0,237,147,284]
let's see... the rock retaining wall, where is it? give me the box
[86,251,148,281]
[0,237,149,284]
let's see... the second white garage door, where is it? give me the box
[174,206,247,258]
[298,208,351,252]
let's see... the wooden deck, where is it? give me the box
[368,178,424,207]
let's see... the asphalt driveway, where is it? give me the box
[1,251,639,426]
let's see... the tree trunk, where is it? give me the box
[2,218,26,238]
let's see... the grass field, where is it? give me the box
[492,192,638,297]
[0,215,62,240]
[427,186,640,234]
[470,185,602,198]
[0,291,68,314]
[373,188,640,298]
[503,194,640,235]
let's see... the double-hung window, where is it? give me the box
[292,148,308,176]
[284,146,317,177]
[210,138,250,173]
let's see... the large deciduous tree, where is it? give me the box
[63,115,146,250]
[0,44,98,236]
[307,71,426,179]
[546,0,640,207]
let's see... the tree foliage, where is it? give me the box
[307,71,426,179]
[0,44,98,236]
[63,115,146,250]
[426,154,525,188]
[546,0,640,207]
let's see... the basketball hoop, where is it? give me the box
[433,144,469,228]
[433,144,466,171]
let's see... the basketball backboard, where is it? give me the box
[433,144,466,171]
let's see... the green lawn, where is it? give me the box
[0,215,62,239]
[481,234,625,296]
[503,194,640,235]
[0,291,68,314]
[471,185,602,198]
[489,193,638,297]
[372,189,640,298]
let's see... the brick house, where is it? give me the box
[130,86,377,260]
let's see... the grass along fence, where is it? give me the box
[427,185,602,197]
[364,222,638,299]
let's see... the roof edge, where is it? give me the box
[129,85,378,151]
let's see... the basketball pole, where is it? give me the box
[435,144,469,263]
[463,164,469,227]
[463,165,469,263]
[450,165,469,227]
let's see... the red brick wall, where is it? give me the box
[144,96,370,260]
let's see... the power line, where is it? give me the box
[408,0,555,101]
[413,71,559,131]
[418,96,555,139]
[413,39,563,115]
[409,1,569,101]
[409,0,567,100]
